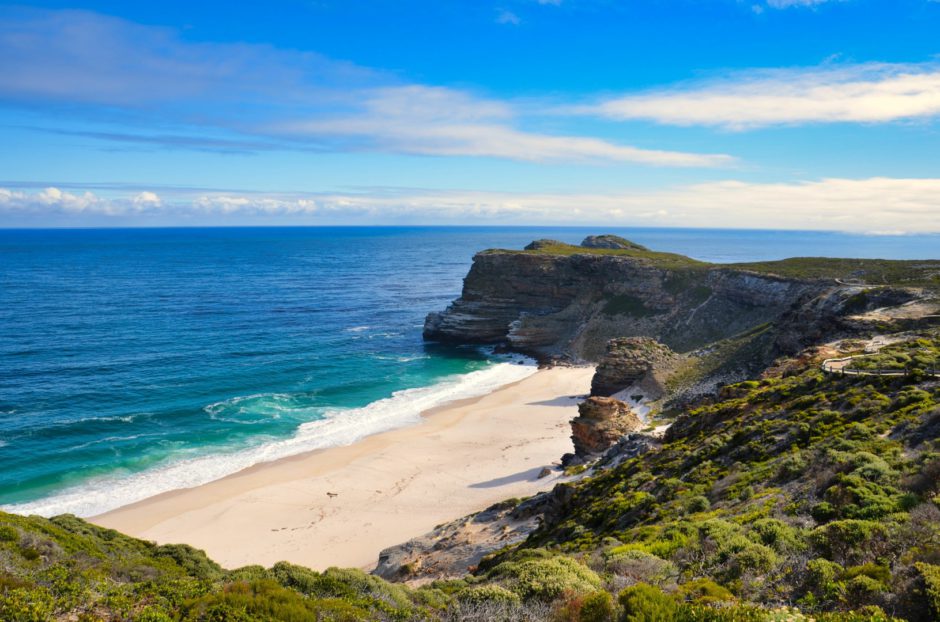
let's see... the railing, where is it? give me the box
[821,356,940,378]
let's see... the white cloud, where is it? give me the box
[496,9,521,24]
[4,178,940,233]
[582,62,940,129]
[0,7,730,168]
[132,191,162,208]
[275,85,733,167]
[0,187,103,213]
[766,0,840,7]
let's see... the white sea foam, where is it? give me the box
[3,356,537,518]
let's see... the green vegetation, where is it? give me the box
[2,332,939,620]
[492,332,940,621]
[603,294,659,318]
[730,257,940,287]
[847,338,940,373]
[481,240,709,271]
[483,238,940,289]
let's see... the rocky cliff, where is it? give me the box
[424,237,938,370]
[570,396,644,457]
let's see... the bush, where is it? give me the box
[806,558,845,602]
[676,579,734,604]
[457,584,521,608]
[749,519,801,552]
[0,587,55,622]
[579,590,616,622]
[618,583,677,622]
[0,525,19,542]
[181,580,370,621]
[687,496,712,513]
[917,563,940,620]
[674,603,768,621]
[605,550,677,586]
[487,555,602,601]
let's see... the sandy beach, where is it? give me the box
[93,366,593,571]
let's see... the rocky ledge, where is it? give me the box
[590,336,679,397]
[424,234,937,379]
[570,396,644,458]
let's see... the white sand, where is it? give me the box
[93,366,593,571]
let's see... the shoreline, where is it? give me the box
[92,366,594,571]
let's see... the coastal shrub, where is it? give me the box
[134,607,174,622]
[270,561,322,595]
[0,586,55,622]
[805,558,845,602]
[814,606,902,622]
[691,519,779,580]
[227,565,272,582]
[605,550,677,586]
[487,555,602,601]
[916,562,940,619]
[749,519,801,553]
[457,584,521,608]
[617,583,677,622]
[181,580,370,621]
[318,567,414,609]
[152,543,223,582]
[687,496,711,514]
[603,294,658,318]
[676,579,735,603]
[578,590,617,622]
[674,603,768,622]
[810,520,890,565]
[0,524,19,542]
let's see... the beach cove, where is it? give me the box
[93,366,593,570]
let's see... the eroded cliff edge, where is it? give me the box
[424,236,939,393]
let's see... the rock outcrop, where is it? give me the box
[374,498,539,583]
[423,237,936,375]
[581,235,648,251]
[570,396,644,457]
[591,337,679,397]
[423,244,826,362]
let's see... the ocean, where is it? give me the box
[1,226,938,517]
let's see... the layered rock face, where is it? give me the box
[591,337,678,397]
[570,396,644,457]
[424,243,830,361]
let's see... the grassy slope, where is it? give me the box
[498,332,940,621]
[481,240,940,288]
[4,337,940,621]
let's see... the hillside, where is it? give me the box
[3,334,939,621]
[424,236,939,405]
[498,331,940,621]
[3,236,940,622]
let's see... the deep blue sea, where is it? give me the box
[1,226,938,517]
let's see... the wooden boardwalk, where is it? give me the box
[821,355,939,378]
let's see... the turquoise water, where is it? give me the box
[1,226,938,516]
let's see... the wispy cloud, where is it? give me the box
[765,0,842,7]
[274,86,733,166]
[496,9,522,24]
[5,178,940,233]
[581,62,940,129]
[0,7,729,168]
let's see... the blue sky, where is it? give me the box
[2,0,940,231]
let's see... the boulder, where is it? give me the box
[580,234,648,251]
[524,239,566,251]
[591,337,677,397]
[571,396,643,457]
